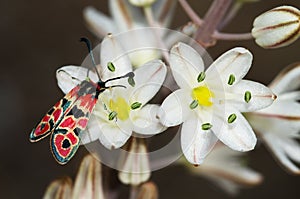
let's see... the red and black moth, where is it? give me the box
[30,38,134,165]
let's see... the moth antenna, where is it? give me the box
[104,72,135,83]
[80,37,102,81]
[109,85,126,89]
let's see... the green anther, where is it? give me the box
[189,100,199,109]
[244,91,252,103]
[228,113,237,123]
[128,77,135,87]
[228,74,235,85]
[197,72,206,82]
[201,123,212,130]
[107,62,115,72]
[108,111,117,121]
[131,102,142,110]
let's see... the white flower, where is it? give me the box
[158,42,275,165]
[56,34,167,150]
[181,144,263,195]
[252,5,300,49]
[246,63,300,174]
[83,0,176,67]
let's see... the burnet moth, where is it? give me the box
[30,37,134,165]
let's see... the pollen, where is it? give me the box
[109,97,130,121]
[192,85,214,107]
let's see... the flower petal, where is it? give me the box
[98,120,132,150]
[56,65,98,94]
[129,60,166,104]
[131,104,166,135]
[153,0,177,27]
[269,63,300,94]
[109,0,145,31]
[212,107,257,151]
[206,47,252,87]
[81,101,133,149]
[280,138,300,164]
[83,6,117,38]
[158,89,191,127]
[246,111,300,138]
[170,42,204,89]
[227,80,275,112]
[100,34,132,81]
[117,28,160,67]
[203,146,263,185]
[181,117,218,165]
[255,98,300,119]
[262,133,300,174]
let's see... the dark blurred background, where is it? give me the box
[0,0,299,198]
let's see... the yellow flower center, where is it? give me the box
[109,97,130,121]
[192,86,214,107]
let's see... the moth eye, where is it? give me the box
[62,139,71,149]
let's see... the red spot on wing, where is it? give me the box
[54,132,79,158]
[60,117,76,129]
[69,86,80,98]
[79,94,97,112]
[54,134,71,158]
[77,118,88,129]
[53,100,62,109]
[42,115,50,123]
[52,108,62,122]
[34,122,50,136]
[66,132,79,145]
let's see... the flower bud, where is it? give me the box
[252,5,300,49]
[43,177,72,199]
[118,138,151,186]
[129,0,156,7]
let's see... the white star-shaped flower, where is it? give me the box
[56,34,167,149]
[158,42,276,165]
[246,63,300,174]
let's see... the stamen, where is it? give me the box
[128,76,135,87]
[244,91,252,103]
[202,123,212,130]
[107,62,116,72]
[197,72,206,83]
[189,100,199,109]
[108,111,118,121]
[228,113,237,123]
[228,74,235,85]
[131,102,142,110]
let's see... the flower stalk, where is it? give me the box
[194,0,233,47]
